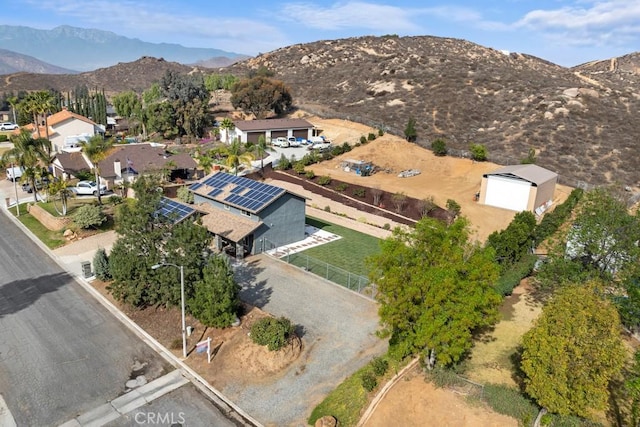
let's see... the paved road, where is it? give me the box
[233,255,387,425]
[0,208,241,426]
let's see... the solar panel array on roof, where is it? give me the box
[157,197,196,223]
[200,173,285,212]
[189,182,203,191]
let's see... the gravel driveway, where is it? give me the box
[231,254,386,426]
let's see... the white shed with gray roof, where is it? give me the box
[479,164,558,212]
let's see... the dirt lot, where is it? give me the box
[300,115,573,242]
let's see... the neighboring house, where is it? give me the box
[97,143,198,188]
[189,171,306,258]
[224,118,316,144]
[479,164,558,213]
[26,109,105,154]
[51,152,92,180]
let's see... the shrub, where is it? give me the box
[93,248,111,281]
[276,153,291,170]
[324,205,331,212]
[331,145,345,156]
[109,195,123,206]
[176,186,194,204]
[417,196,436,217]
[378,128,385,136]
[73,204,106,229]
[250,316,295,351]
[533,188,583,245]
[336,183,348,192]
[305,170,315,179]
[353,188,366,198]
[521,147,537,164]
[361,371,378,392]
[404,117,417,142]
[360,135,367,144]
[0,135,8,142]
[431,138,448,156]
[318,175,332,186]
[392,192,407,213]
[383,223,390,230]
[483,384,538,427]
[493,254,537,296]
[341,142,352,152]
[446,199,461,215]
[371,357,388,376]
[469,143,488,161]
[367,133,376,141]
[293,162,306,174]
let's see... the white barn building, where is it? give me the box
[478,164,558,213]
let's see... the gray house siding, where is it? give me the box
[253,193,306,253]
[194,192,305,255]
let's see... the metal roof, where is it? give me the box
[484,164,557,185]
[234,118,313,132]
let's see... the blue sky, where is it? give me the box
[6,0,640,66]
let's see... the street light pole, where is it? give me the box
[151,263,187,359]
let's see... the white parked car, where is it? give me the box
[287,137,301,147]
[272,137,289,148]
[72,180,107,196]
[0,122,19,131]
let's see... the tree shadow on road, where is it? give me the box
[234,258,271,308]
[0,272,72,319]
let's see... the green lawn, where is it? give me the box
[301,216,381,276]
[12,204,66,249]
[285,216,382,292]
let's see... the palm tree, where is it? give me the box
[219,118,234,143]
[224,138,254,176]
[252,135,275,175]
[80,134,112,205]
[30,91,56,146]
[1,130,50,202]
[48,178,74,215]
[7,95,19,124]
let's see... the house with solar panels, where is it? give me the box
[189,172,306,258]
[224,118,316,144]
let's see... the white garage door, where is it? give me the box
[485,176,531,211]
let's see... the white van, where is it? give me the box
[6,166,24,181]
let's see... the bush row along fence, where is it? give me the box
[262,239,376,300]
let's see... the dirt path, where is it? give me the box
[363,367,517,427]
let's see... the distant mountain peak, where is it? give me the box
[0,24,248,72]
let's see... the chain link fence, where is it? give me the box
[263,239,377,299]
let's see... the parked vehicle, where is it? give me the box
[287,137,301,147]
[71,180,107,196]
[6,166,24,181]
[22,177,50,193]
[272,137,290,148]
[307,142,333,152]
[0,122,19,131]
[308,136,326,144]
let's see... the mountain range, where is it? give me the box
[0,32,639,191]
[0,25,246,72]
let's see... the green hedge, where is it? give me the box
[483,384,539,426]
[533,188,583,246]
[494,254,537,296]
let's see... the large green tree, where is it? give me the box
[159,70,211,137]
[108,176,211,308]
[537,188,640,288]
[520,283,626,418]
[368,217,501,368]
[112,90,146,137]
[230,76,292,119]
[190,255,240,328]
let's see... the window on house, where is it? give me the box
[224,204,230,210]
[241,210,250,217]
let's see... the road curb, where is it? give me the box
[1,205,263,427]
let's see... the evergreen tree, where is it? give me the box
[190,255,240,328]
[93,248,111,281]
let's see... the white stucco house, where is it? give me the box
[27,109,105,154]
